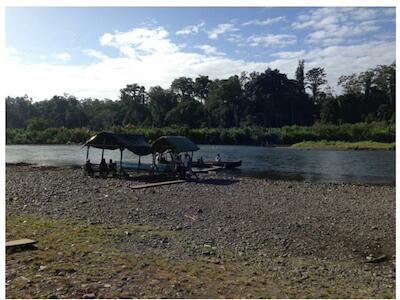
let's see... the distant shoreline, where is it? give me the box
[6,141,395,151]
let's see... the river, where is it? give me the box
[6,144,395,184]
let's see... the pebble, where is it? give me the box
[5,165,396,297]
[82,293,96,299]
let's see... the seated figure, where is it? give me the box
[108,159,117,176]
[99,158,108,178]
[84,159,94,177]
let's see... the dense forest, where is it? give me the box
[6,61,395,145]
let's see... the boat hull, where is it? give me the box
[192,160,242,169]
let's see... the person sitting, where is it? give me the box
[84,159,94,177]
[215,153,222,162]
[197,156,204,165]
[99,158,108,178]
[108,159,116,175]
[160,154,167,163]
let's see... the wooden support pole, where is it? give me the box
[101,137,106,161]
[120,148,123,172]
[86,146,90,160]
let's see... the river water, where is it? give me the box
[6,144,395,184]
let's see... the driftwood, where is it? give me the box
[6,238,37,248]
[131,180,186,190]
[365,255,388,263]
[6,239,37,253]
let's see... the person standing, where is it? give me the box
[188,154,198,179]
[183,154,189,178]
[175,154,183,178]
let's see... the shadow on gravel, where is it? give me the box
[6,245,38,254]
[193,178,239,186]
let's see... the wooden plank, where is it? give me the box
[194,166,223,174]
[207,166,223,172]
[131,180,186,190]
[6,239,37,248]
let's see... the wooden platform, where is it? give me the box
[131,180,186,190]
[6,238,37,248]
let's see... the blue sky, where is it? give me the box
[5,7,396,100]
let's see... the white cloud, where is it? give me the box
[242,16,286,26]
[4,25,395,100]
[6,47,18,56]
[351,8,379,21]
[99,33,114,45]
[83,49,109,60]
[208,23,238,39]
[248,34,297,47]
[99,27,179,58]
[226,33,243,43]
[293,8,383,45]
[271,50,306,59]
[53,52,71,62]
[195,45,225,56]
[176,22,205,35]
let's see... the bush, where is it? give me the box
[6,122,395,145]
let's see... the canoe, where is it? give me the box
[192,160,242,169]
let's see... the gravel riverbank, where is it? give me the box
[6,165,396,298]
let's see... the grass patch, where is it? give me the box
[291,140,395,150]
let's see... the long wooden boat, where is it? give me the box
[192,160,242,169]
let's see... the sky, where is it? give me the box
[5,7,396,100]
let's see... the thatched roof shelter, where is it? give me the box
[152,136,199,154]
[84,132,152,156]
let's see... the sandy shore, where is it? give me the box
[6,165,396,298]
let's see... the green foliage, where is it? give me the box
[5,63,396,138]
[291,140,395,150]
[6,122,394,146]
[26,117,52,131]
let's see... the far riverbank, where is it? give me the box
[291,140,395,150]
[6,122,394,147]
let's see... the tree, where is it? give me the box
[5,62,396,131]
[244,68,300,127]
[26,117,52,131]
[119,84,149,126]
[338,74,362,95]
[165,100,204,127]
[6,95,35,128]
[194,75,212,103]
[373,63,395,107]
[171,77,195,102]
[205,76,244,127]
[319,87,340,124]
[148,86,177,127]
[306,67,327,104]
[295,59,305,93]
